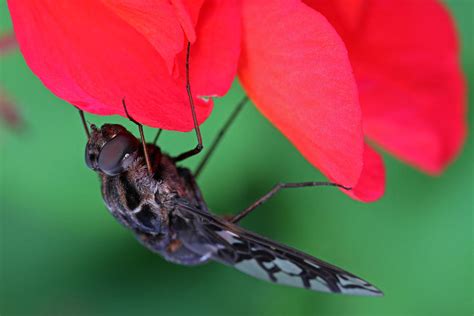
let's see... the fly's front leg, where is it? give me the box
[194,96,248,177]
[230,181,352,224]
[76,108,90,139]
[173,42,203,162]
[152,129,163,146]
[122,99,153,174]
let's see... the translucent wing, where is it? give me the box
[173,201,383,296]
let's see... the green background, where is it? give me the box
[0,1,472,315]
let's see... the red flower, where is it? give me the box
[7,0,465,202]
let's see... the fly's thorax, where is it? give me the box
[100,168,168,235]
[152,154,207,211]
[98,150,205,238]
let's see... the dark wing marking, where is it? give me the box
[172,201,383,296]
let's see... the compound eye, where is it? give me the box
[98,133,139,175]
[85,147,95,170]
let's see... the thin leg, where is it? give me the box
[122,99,153,174]
[77,108,90,139]
[195,96,249,178]
[152,128,163,146]
[230,182,352,224]
[174,41,203,162]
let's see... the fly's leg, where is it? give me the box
[173,42,204,162]
[230,182,352,224]
[77,108,90,139]
[152,129,163,146]
[122,99,153,174]
[195,96,249,177]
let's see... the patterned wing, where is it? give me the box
[173,201,383,296]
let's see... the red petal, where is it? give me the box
[180,0,206,26]
[344,144,385,202]
[181,0,241,97]
[238,0,364,189]
[303,0,368,40]
[170,0,200,43]
[102,0,186,74]
[308,0,467,174]
[8,0,212,131]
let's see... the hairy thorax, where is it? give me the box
[99,146,209,265]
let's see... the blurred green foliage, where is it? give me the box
[0,1,472,315]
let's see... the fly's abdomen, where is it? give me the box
[137,232,211,266]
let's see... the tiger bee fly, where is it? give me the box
[83,121,383,296]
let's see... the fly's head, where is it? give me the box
[85,124,140,176]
